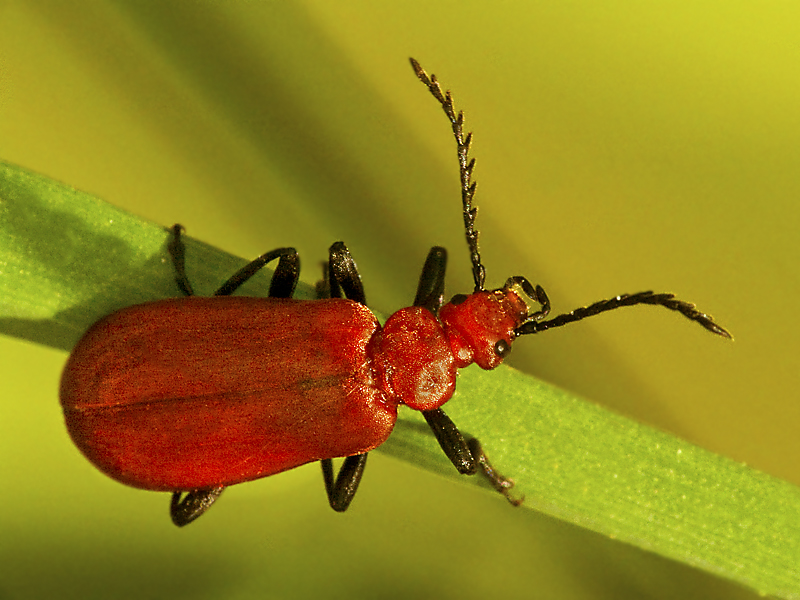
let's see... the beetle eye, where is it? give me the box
[449,294,469,305]
[494,339,511,358]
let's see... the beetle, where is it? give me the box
[60,58,732,526]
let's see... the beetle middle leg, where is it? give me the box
[166,226,301,525]
[321,454,369,512]
[170,486,225,527]
[318,241,369,511]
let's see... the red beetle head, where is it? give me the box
[439,277,550,370]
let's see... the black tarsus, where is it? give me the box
[422,409,524,507]
[467,438,524,507]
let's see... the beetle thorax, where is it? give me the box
[368,306,457,412]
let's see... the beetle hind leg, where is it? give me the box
[215,248,300,297]
[166,223,300,299]
[167,224,195,296]
[170,486,225,527]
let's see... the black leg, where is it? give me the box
[165,226,300,526]
[167,223,300,299]
[423,408,523,506]
[422,408,476,475]
[214,247,300,298]
[413,247,447,315]
[415,248,522,502]
[321,454,369,512]
[327,242,367,305]
[168,226,228,526]
[167,224,195,297]
[314,242,370,511]
[416,249,522,502]
[170,487,225,527]
[467,438,523,506]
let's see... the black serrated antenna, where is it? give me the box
[410,58,485,292]
[515,291,733,339]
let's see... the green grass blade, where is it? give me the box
[2,160,798,598]
[385,368,800,598]
[0,160,316,351]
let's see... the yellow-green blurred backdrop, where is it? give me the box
[1,2,797,599]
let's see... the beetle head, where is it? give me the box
[439,277,549,370]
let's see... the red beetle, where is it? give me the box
[60,59,731,526]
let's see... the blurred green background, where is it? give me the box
[1,2,798,599]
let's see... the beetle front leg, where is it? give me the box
[466,438,524,506]
[423,408,522,506]
[170,486,225,527]
[413,246,447,315]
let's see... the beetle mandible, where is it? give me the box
[60,58,732,526]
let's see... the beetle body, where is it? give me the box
[59,59,730,525]
[61,290,530,492]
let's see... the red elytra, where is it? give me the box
[60,297,392,492]
[59,59,731,526]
